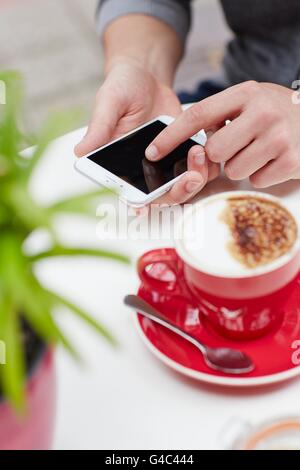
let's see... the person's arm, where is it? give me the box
[97,0,193,85]
[75,0,217,205]
[75,13,185,155]
[76,0,193,158]
[102,14,183,87]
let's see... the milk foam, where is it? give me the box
[179,195,299,277]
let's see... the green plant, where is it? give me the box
[0,71,129,410]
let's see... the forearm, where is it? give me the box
[103,15,183,86]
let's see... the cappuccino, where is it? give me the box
[180,192,299,277]
[222,196,297,269]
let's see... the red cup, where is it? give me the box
[138,191,300,340]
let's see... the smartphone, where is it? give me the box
[74,115,206,206]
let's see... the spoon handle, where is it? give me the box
[124,295,205,353]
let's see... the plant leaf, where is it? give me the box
[17,251,78,357]
[48,188,114,216]
[0,292,26,412]
[29,245,130,264]
[24,110,80,179]
[21,278,79,360]
[0,233,78,360]
[45,290,117,347]
[0,71,24,164]
[4,184,52,232]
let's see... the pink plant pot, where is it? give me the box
[0,348,56,450]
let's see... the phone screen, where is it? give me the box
[87,121,198,194]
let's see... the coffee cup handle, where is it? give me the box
[137,248,183,296]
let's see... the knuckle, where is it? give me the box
[186,102,205,123]
[274,128,290,152]
[256,105,277,126]
[205,139,221,162]
[240,80,261,99]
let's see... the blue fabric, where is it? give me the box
[97,0,300,89]
[178,79,225,104]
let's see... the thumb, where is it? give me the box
[74,92,121,157]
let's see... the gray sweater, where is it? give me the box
[97,0,300,89]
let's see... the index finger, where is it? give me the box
[145,85,247,161]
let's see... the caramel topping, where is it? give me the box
[221,197,298,269]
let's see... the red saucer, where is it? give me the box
[135,262,300,387]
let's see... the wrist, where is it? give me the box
[105,54,146,75]
[103,15,182,86]
[105,52,176,87]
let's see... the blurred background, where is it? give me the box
[0,0,231,133]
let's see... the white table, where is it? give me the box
[30,126,300,450]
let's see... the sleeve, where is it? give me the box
[96,0,192,45]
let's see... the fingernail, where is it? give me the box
[186,178,203,193]
[146,145,159,160]
[194,151,205,166]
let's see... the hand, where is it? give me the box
[75,60,218,204]
[148,146,219,206]
[75,59,181,156]
[145,81,300,188]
